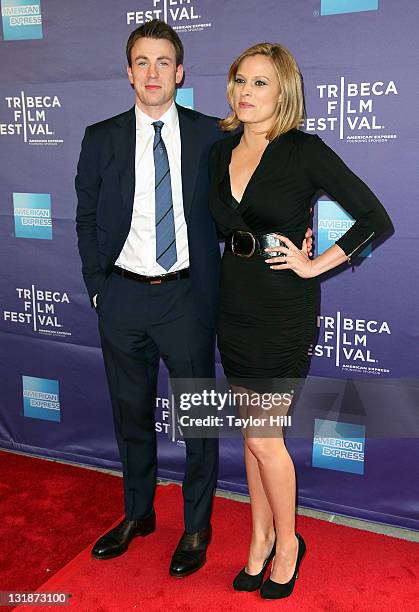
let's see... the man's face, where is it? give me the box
[127,37,183,118]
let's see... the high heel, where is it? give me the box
[233,537,276,592]
[260,533,306,599]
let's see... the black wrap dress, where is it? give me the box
[208,129,392,385]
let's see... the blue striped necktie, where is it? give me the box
[152,121,177,271]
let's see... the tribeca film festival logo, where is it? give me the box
[13,192,52,240]
[22,375,60,422]
[0,92,63,146]
[3,285,71,338]
[126,0,211,34]
[309,312,391,375]
[155,396,185,446]
[319,0,378,16]
[1,0,43,40]
[317,200,370,258]
[312,419,365,475]
[304,78,398,143]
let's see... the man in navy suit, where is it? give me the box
[75,20,221,577]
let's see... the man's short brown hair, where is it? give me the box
[126,19,184,67]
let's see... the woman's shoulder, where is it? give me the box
[209,130,241,162]
[280,128,323,148]
[274,129,332,163]
[212,130,241,149]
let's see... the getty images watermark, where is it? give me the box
[160,377,419,441]
[166,379,299,438]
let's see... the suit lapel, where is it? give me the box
[178,104,202,219]
[109,104,202,220]
[110,107,136,214]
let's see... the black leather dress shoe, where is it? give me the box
[169,525,212,577]
[91,509,156,560]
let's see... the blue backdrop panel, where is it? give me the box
[1,0,418,529]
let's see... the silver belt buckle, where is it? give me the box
[231,231,256,258]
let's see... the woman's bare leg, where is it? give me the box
[246,435,299,583]
[244,442,276,574]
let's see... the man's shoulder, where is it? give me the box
[85,107,134,134]
[176,104,220,130]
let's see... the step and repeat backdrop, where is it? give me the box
[1,1,418,529]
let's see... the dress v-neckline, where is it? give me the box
[228,138,271,206]
[226,173,242,208]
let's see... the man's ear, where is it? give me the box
[127,64,134,86]
[176,64,184,85]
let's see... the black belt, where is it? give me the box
[225,231,288,259]
[113,265,189,284]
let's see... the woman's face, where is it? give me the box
[232,54,281,131]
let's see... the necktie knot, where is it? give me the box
[152,120,164,134]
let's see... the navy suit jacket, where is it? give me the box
[75,103,222,328]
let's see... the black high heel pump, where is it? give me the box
[260,533,306,599]
[233,537,276,592]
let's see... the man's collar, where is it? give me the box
[135,101,178,133]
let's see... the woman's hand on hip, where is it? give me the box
[264,234,316,278]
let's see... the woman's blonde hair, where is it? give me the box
[219,42,304,141]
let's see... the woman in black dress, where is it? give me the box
[209,43,392,600]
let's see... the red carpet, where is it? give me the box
[16,484,419,612]
[0,450,123,594]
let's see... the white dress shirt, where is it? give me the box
[115,102,189,275]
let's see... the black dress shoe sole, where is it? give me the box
[169,558,206,578]
[91,526,156,560]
